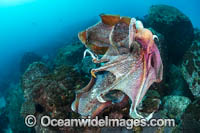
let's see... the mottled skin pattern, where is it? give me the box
[71,14,163,120]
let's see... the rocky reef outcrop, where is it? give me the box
[173,98,200,132]
[162,95,191,122]
[181,29,200,98]
[20,61,89,132]
[145,5,194,63]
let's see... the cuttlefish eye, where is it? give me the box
[153,35,159,46]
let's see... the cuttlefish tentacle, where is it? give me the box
[128,18,136,48]
[86,46,121,78]
[109,25,120,54]
[93,58,110,64]
[91,54,129,78]
[83,49,99,60]
[130,53,155,120]
[91,60,119,78]
[84,49,109,64]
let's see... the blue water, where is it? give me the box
[0,97,6,108]
[0,0,199,88]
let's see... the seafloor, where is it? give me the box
[0,5,200,133]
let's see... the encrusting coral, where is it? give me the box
[21,62,89,131]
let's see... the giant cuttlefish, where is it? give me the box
[71,14,163,120]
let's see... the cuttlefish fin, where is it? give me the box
[100,14,120,26]
[119,16,131,25]
[78,31,87,44]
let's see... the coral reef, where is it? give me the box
[145,5,194,63]
[21,61,89,132]
[173,98,200,132]
[162,95,191,122]
[182,32,200,98]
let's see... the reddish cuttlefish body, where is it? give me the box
[71,14,163,120]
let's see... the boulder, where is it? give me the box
[174,98,200,132]
[162,95,191,122]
